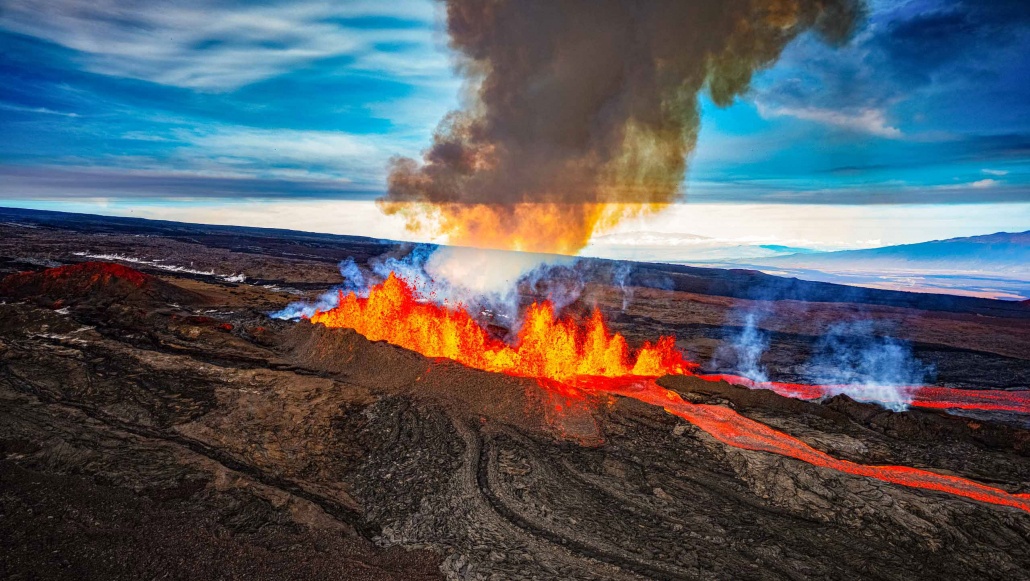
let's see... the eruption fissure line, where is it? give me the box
[308,273,1030,513]
[310,273,696,381]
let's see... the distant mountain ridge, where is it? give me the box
[585,231,820,263]
[761,231,1030,277]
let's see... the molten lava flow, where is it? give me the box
[907,387,1030,415]
[308,272,1030,513]
[1,261,150,294]
[592,378,1030,513]
[310,273,695,382]
[704,374,1030,415]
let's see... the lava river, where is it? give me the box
[308,273,1030,513]
[702,374,1030,416]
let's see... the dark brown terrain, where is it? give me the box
[2,207,1029,580]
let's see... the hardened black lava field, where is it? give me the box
[2,208,1030,581]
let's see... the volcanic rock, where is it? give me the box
[0,261,204,308]
[2,212,1030,580]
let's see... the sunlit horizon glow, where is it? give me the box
[3,198,1028,254]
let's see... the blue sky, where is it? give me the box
[1,0,1029,249]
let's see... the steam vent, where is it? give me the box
[3,1,1030,580]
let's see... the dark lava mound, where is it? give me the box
[1,262,202,308]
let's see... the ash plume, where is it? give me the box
[381,0,864,255]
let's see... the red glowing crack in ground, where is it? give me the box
[308,273,1030,513]
[704,373,1030,416]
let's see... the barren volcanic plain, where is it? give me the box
[2,207,1030,581]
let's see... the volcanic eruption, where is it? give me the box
[4,0,1030,577]
[310,273,694,382]
[307,272,1030,513]
[4,212,1030,580]
[285,0,1030,516]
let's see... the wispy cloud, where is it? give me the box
[177,126,394,179]
[0,122,407,199]
[747,0,1030,145]
[934,178,1002,190]
[0,164,382,200]
[970,178,1000,188]
[0,102,80,117]
[756,102,902,138]
[680,177,1029,205]
[0,0,446,91]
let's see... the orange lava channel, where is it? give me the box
[309,272,1030,513]
[592,378,1030,513]
[704,374,1030,415]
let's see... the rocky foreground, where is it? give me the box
[1,213,1030,580]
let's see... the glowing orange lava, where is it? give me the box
[308,272,1030,513]
[704,374,1030,415]
[591,378,1030,513]
[310,272,695,382]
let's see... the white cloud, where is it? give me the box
[982,169,1009,176]
[927,178,1002,191]
[0,0,449,91]
[970,178,1001,189]
[185,127,382,164]
[0,102,80,117]
[756,102,902,138]
[60,125,410,185]
[170,126,409,184]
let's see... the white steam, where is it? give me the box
[711,311,931,412]
[271,245,580,327]
[270,257,369,320]
[711,311,770,383]
[424,246,576,319]
[612,262,634,311]
[806,321,930,411]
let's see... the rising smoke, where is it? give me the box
[612,262,634,312]
[272,257,370,320]
[805,321,933,411]
[712,311,772,383]
[380,0,864,255]
[707,305,933,411]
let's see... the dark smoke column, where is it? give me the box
[381,0,862,254]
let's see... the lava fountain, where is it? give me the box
[311,272,695,382]
[308,273,1030,514]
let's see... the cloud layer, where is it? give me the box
[0,0,443,91]
[0,0,1028,208]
